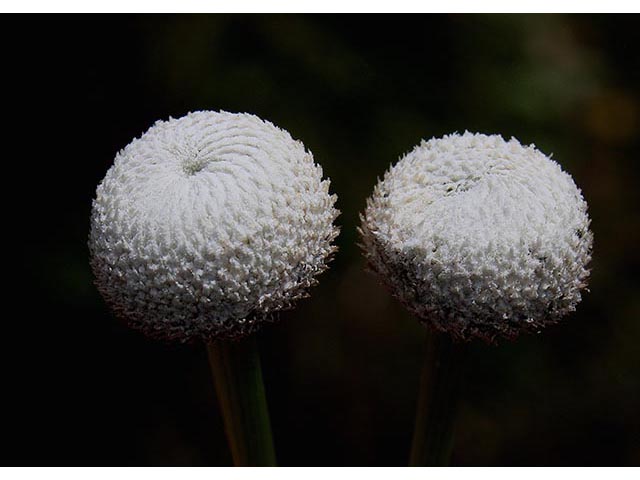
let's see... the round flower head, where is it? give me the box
[90,111,339,342]
[360,132,592,342]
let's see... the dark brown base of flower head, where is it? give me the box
[413,307,563,345]
[117,308,280,344]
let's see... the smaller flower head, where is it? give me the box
[360,132,592,342]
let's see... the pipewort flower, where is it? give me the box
[359,132,593,466]
[89,111,339,465]
[90,111,339,342]
[360,132,592,342]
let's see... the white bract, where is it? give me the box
[360,132,592,342]
[90,111,339,341]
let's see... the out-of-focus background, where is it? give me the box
[5,14,639,465]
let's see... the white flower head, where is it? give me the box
[90,111,339,342]
[360,132,592,342]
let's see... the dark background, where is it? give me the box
[5,14,639,465]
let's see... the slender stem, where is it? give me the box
[409,328,467,466]
[207,336,277,466]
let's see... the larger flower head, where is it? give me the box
[90,111,339,342]
[360,132,592,342]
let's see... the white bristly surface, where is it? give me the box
[360,132,592,342]
[90,111,339,341]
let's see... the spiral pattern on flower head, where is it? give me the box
[360,132,592,342]
[90,111,339,342]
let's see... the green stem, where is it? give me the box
[409,328,467,466]
[207,336,277,466]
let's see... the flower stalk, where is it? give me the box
[409,328,466,466]
[207,336,277,466]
